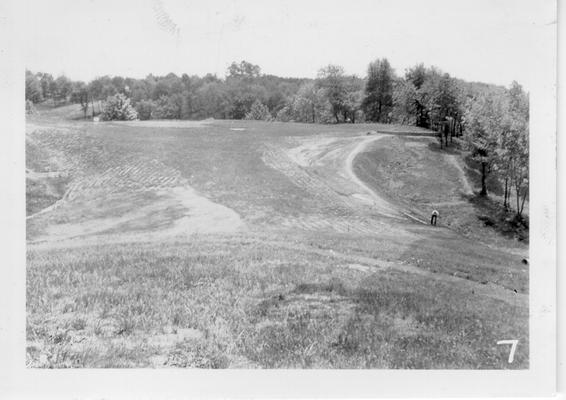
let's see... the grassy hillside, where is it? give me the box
[26,109,528,369]
[354,135,529,246]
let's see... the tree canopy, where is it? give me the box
[362,58,394,122]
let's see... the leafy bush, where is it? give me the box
[101,94,138,121]
[275,105,294,122]
[135,100,155,120]
[275,85,335,124]
[244,100,272,121]
[152,95,183,119]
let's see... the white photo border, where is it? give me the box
[0,0,559,398]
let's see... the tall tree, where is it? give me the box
[54,75,72,104]
[316,65,348,123]
[463,94,504,196]
[506,82,529,217]
[428,73,460,147]
[194,81,229,119]
[152,94,182,119]
[88,77,113,115]
[293,82,318,123]
[288,82,332,123]
[392,78,418,125]
[37,73,55,100]
[70,81,90,118]
[227,61,261,79]
[362,58,395,122]
[225,61,266,119]
[405,64,428,127]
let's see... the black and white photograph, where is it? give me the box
[0,0,560,397]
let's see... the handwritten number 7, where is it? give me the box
[497,340,519,363]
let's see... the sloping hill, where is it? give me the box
[354,135,529,248]
[25,109,529,368]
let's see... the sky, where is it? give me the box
[24,0,555,90]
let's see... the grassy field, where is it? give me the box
[26,105,529,368]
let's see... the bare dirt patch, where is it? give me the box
[446,154,474,195]
[27,124,244,243]
[29,180,244,243]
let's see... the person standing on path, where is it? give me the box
[431,209,439,226]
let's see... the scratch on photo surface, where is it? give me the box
[152,0,180,43]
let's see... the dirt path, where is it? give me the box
[446,154,474,195]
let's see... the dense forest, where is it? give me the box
[25,58,529,217]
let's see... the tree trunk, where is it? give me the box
[503,177,509,209]
[520,188,528,216]
[83,94,88,119]
[480,162,488,196]
[516,185,521,216]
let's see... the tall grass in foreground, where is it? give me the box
[27,239,528,369]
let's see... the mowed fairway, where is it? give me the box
[26,106,528,368]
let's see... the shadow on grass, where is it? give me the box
[462,154,504,196]
[468,194,529,243]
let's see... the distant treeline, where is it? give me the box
[25,59,529,216]
[26,59,507,128]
